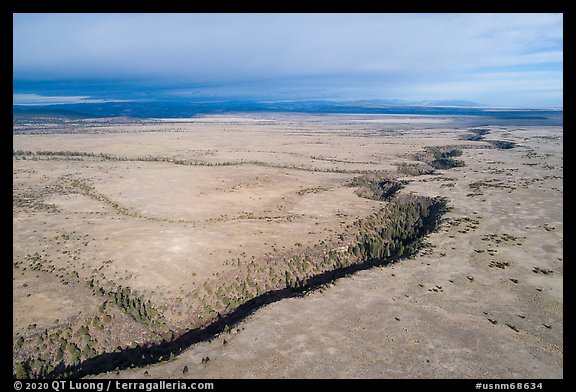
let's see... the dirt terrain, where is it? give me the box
[13,114,562,378]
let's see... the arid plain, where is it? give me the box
[13,114,562,378]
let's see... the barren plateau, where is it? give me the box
[13,114,562,379]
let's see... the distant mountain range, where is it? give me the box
[332,99,481,107]
[13,99,563,123]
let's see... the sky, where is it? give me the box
[13,13,563,107]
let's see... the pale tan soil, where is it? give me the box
[13,115,562,378]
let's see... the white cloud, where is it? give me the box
[13,13,563,106]
[13,93,134,105]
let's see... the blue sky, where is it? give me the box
[13,13,563,107]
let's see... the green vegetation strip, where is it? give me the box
[347,172,405,201]
[13,150,371,174]
[459,129,516,149]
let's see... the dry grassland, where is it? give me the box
[13,114,562,378]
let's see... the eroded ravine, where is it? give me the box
[43,194,447,378]
[14,144,465,379]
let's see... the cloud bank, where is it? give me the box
[13,13,563,107]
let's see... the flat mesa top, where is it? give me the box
[13,114,562,379]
